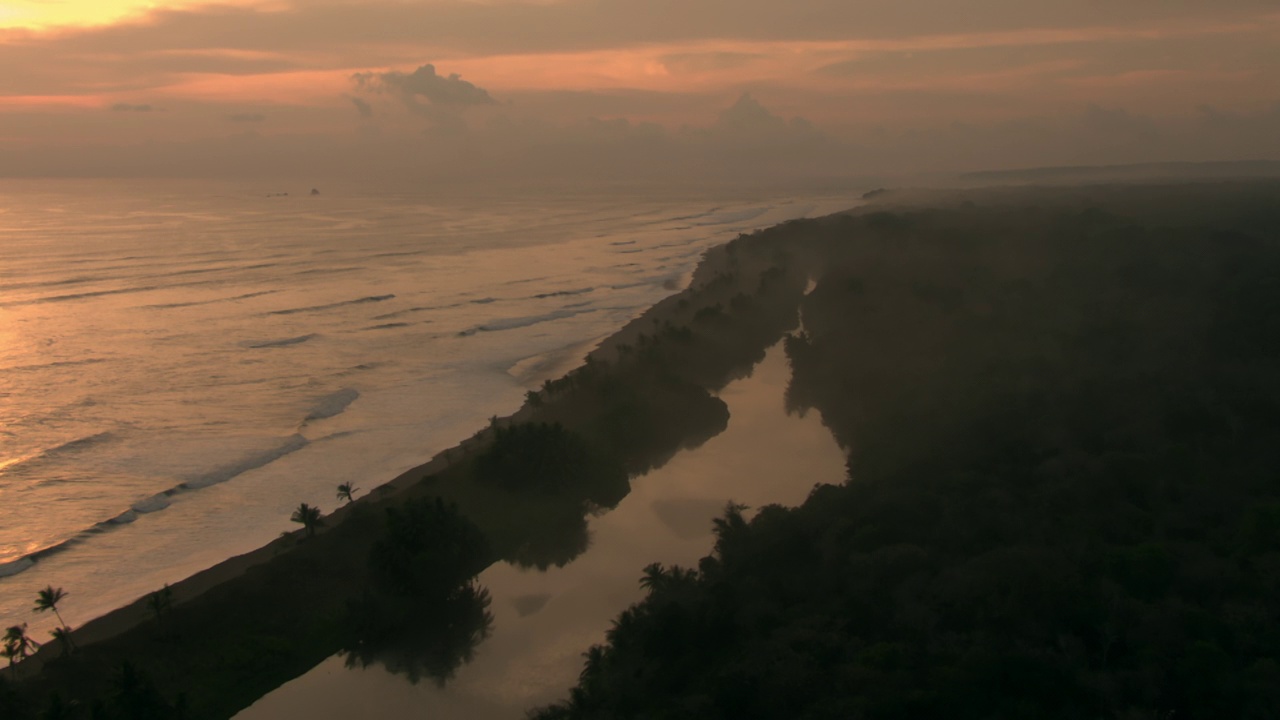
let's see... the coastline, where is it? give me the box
[10,202,843,717]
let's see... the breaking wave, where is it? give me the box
[178,434,309,490]
[303,389,360,423]
[0,433,314,581]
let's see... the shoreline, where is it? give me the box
[14,202,827,709]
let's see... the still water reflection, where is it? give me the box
[236,340,846,719]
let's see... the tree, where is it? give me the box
[580,645,606,685]
[34,586,69,627]
[3,624,40,677]
[147,584,173,623]
[639,562,668,593]
[49,626,75,658]
[291,503,324,538]
[336,482,358,504]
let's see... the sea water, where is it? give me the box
[0,179,855,635]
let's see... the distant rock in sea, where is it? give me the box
[310,188,320,196]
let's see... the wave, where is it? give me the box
[502,276,550,286]
[0,275,99,293]
[106,510,138,525]
[266,294,395,316]
[459,308,597,336]
[371,296,493,321]
[0,433,315,582]
[132,494,171,513]
[608,280,655,291]
[366,322,410,330]
[179,434,309,490]
[0,284,163,307]
[246,334,317,349]
[0,432,114,477]
[5,358,107,373]
[0,558,34,578]
[144,290,279,309]
[304,388,359,423]
[693,207,770,226]
[372,305,438,321]
[532,287,595,300]
[291,266,363,277]
[0,275,250,308]
[664,207,723,224]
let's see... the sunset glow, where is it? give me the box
[0,0,262,30]
[0,0,1276,179]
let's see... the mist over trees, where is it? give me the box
[532,182,1280,719]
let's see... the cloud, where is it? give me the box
[0,0,1276,182]
[700,93,824,146]
[716,93,789,134]
[661,51,764,73]
[353,64,495,109]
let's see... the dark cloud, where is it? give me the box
[228,113,266,123]
[350,96,374,118]
[110,103,154,112]
[353,64,495,108]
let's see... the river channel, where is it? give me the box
[237,337,847,719]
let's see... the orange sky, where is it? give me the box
[1,0,1278,180]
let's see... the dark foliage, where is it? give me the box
[341,498,494,683]
[90,663,187,720]
[532,183,1280,720]
[367,497,491,597]
[475,422,629,507]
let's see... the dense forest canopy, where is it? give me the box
[533,181,1280,720]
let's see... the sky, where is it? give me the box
[1,0,1278,185]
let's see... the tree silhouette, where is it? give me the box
[147,584,173,623]
[580,645,606,685]
[638,562,667,593]
[3,625,40,677]
[336,482,358,504]
[34,587,76,666]
[49,626,75,658]
[34,585,69,628]
[291,503,324,538]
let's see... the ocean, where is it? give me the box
[0,179,855,635]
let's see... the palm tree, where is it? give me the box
[638,562,668,593]
[3,624,40,677]
[580,644,606,685]
[49,626,75,657]
[34,585,69,627]
[291,502,324,538]
[336,482,358,504]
